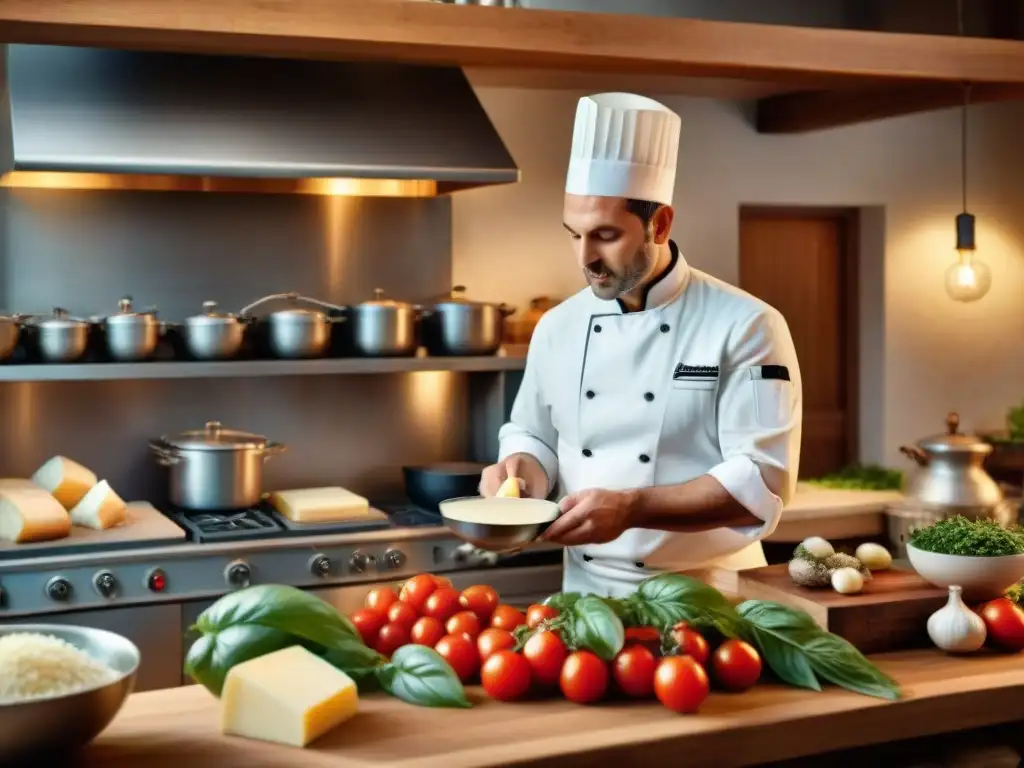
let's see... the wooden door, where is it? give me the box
[738,208,858,478]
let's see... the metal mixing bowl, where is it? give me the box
[439,496,560,552]
[0,624,140,764]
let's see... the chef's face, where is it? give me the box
[562,195,673,301]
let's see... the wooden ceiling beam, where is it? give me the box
[3,0,1024,90]
[756,82,1024,134]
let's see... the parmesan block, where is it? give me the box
[0,487,72,543]
[31,456,98,511]
[268,487,371,523]
[69,480,127,530]
[220,645,359,747]
[496,476,521,498]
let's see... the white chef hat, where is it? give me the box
[565,92,681,207]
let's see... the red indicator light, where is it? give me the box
[147,569,167,592]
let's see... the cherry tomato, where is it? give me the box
[522,630,567,686]
[979,598,1024,651]
[526,604,559,629]
[364,586,399,614]
[387,600,419,629]
[410,616,446,647]
[350,609,386,646]
[423,587,462,622]
[654,656,710,713]
[374,622,411,658]
[670,622,710,665]
[459,585,500,622]
[477,628,517,661]
[560,650,609,704]
[490,604,527,631]
[399,574,438,612]
[624,626,662,656]
[435,633,481,683]
[481,650,533,701]
[612,644,657,698]
[433,575,454,589]
[711,639,762,691]
[446,610,482,639]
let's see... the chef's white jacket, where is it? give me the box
[498,242,802,597]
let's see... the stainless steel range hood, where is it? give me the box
[0,45,519,196]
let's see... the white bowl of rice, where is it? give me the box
[0,624,140,763]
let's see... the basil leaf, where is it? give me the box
[375,645,471,709]
[319,637,388,685]
[196,585,359,644]
[543,592,582,611]
[184,624,303,696]
[745,626,820,691]
[636,574,743,636]
[571,595,625,661]
[804,634,901,701]
[738,600,900,701]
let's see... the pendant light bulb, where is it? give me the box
[944,212,991,302]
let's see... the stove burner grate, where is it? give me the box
[168,505,283,543]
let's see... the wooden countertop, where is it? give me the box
[77,650,1024,768]
[769,485,902,543]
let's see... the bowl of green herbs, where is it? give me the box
[907,516,1024,600]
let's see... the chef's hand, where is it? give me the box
[479,453,549,499]
[541,489,637,546]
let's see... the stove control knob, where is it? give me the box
[225,561,251,588]
[383,549,407,570]
[93,571,119,598]
[348,550,375,574]
[309,555,332,578]
[46,576,72,602]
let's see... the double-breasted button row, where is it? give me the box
[581,391,655,401]
[579,448,651,463]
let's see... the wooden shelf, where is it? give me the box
[0,351,527,383]
[4,1,1024,90]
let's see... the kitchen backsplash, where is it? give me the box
[0,188,477,500]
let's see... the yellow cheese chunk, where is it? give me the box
[496,476,521,498]
[220,645,359,748]
[268,487,371,523]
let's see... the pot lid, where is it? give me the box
[37,308,88,328]
[186,300,238,322]
[917,412,993,455]
[434,285,508,309]
[163,421,269,451]
[358,288,412,309]
[107,296,158,325]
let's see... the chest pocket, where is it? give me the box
[665,368,718,444]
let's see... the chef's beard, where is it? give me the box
[584,242,652,301]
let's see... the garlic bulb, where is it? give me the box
[855,542,893,571]
[927,585,987,653]
[799,536,834,560]
[831,567,864,595]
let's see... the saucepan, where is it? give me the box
[402,462,488,514]
[439,496,559,553]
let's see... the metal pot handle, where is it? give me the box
[899,445,929,467]
[149,439,182,466]
[262,442,287,460]
[498,303,516,318]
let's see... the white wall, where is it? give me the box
[452,88,1024,468]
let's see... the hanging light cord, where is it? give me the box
[958,0,970,214]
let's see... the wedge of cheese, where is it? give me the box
[220,645,359,747]
[0,486,72,543]
[268,487,371,524]
[496,476,521,498]
[31,456,98,511]
[69,480,127,530]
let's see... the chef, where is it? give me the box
[479,92,803,598]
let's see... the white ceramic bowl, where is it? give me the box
[906,543,1024,601]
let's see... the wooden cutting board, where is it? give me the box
[0,501,186,558]
[737,563,948,654]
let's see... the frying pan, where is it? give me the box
[402,462,487,514]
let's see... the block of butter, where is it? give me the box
[221,645,359,747]
[268,487,371,524]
